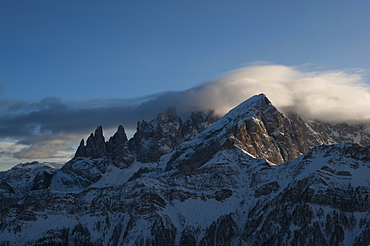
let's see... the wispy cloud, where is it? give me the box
[0,142,21,159]
[13,142,73,159]
[0,63,369,167]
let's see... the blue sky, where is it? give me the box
[2,0,370,100]
[1,0,370,170]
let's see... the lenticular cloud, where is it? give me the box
[182,65,370,123]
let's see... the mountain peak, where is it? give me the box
[223,93,271,118]
[3,94,370,245]
[237,93,270,106]
[74,125,132,168]
[166,94,322,172]
[108,125,128,146]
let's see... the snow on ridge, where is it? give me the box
[11,161,64,171]
[192,94,268,139]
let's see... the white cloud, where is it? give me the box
[182,64,370,123]
[1,63,370,169]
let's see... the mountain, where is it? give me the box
[1,94,370,245]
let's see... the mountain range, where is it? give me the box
[1,94,370,245]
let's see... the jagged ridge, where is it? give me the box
[1,94,370,245]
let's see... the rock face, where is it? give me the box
[48,108,217,190]
[75,125,133,167]
[1,94,370,245]
[166,94,333,172]
[291,114,370,146]
[130,107,217,163]
[130,107,185,162]
[75,108,217,165]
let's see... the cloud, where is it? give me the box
[0,95,184,162]
[180,65,370,123]
[13,142,73,159]
[1,63,369,164]
[0,142,20,159]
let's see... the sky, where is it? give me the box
[1,0,370,170]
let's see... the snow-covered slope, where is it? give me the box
[242,142,370,245]
[1,94,370,245]
[0,161,62,195]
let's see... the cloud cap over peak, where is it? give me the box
[183,64,369,123]
[1,63,370,168]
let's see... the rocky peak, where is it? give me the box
[59,125,133,189]
[75,139,86,157]
[3,94,370,245]
[87,126,107,158]
[92,126,105,144]
[166,94,331,172]
[220,94,336,164]
[74,125,133,167]
[130,107,219,163]
[183,110,218,141]
[130,107,184,163]
[107,125,133,168]
[74,126,107,159]
[107,125,128,149]
[73,107,218,167]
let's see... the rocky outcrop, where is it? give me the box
[74,109,217,166]
[290,113,370,146]
[75,125,134,168]
[107,125,134,168]
[56,125,134,189]
[183,110,218,141]
[130,107,184,163]
[130,108,217,163]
